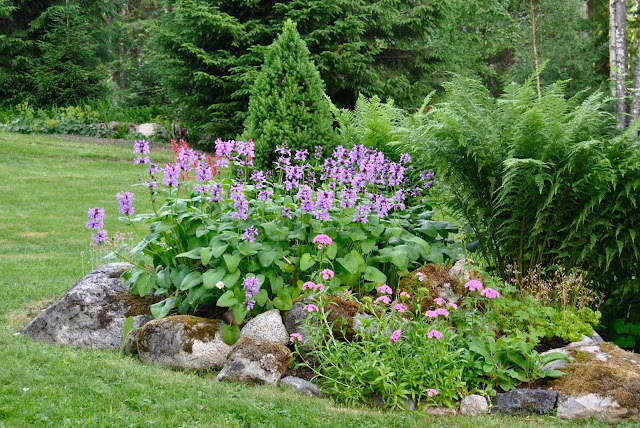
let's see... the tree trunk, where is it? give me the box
[610,0,627,130]
[530,0,542,99]
[629,0,640,125]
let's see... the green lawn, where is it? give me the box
[0,132,610,427]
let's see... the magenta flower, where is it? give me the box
[480,288,501,299]
[320,269,334,280]
[290,333,303,343]
[242,226,258,243]
[416,272,424,282]
[303,304,320,313]
[400,291,411,299]
[312,234,332,250]
[314,283,325,292]
[464,280,484,292]
[86,207,105,230]
[389,330,402,344]
[302,281,315,290]
[374,296,391,305]
[433,297,446,306]
[447,302,459,310]
[425,310,437,319]
[133,139,150,154]
[377,285,393,295]
[427,330,443,340]
[343,289,352,296]
[427,388,438,397]
[393,303,407,313]
[91,229,108,244]
[116,192,134,216]
[434,308,449,317]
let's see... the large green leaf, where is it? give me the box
[364,266,386,284]
[210,240,229,258]
[216,290,238,307]
[337,253,362,275]
[176,248,202,259]
[203,267,227,289]
[258,249,277,267]
[300,253,315,271]
[223,253,242,272]
[222,270,241,289]
[154,217,175,233]
[221,324,240,345]
[150,297,177,319]
[179,271,202,291]
[272,290,292,310]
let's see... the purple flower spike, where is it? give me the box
[116,192,134,216]
[133,140,150,155]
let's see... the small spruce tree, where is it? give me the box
[244,19,337,170]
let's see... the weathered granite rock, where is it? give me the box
[492,389,557,415]
[459,394,489,416]
[216,337,291,385]
[436,282,460,304]
[449,258,476,283]
[240,309,288,345]
[136,123,156,137]
[21,263,151,350]
[137,315,232,370]
[556,394,635,422]
[122,315,153,355]
[591,331,605,344]
[280,376,321,397]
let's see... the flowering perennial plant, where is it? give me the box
[90,138,462,322]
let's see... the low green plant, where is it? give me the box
[94,139,461,325]
[295,272,569,407]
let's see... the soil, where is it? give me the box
[534,337,570,353]
[284,361,317,382]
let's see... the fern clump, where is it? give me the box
[244,20,337,170]
[396,77,640,283]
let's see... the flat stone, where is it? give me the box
[280,376,321,397]
[371,393,416,411]
[240,309,288,345]
[21,263,142,350]
[216,337,291,385]
[423,406,457,416]
[137,315,232,371]
[556,393,633,423]
[492,389,557,415]
[566,335,595,349]
[459,394,488,416]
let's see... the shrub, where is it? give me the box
[295,274,568,406]
[92,138,462,325]
[244,19,337,170]
[395,77,640,284]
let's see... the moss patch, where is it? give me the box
[324,297,360,341]
[550,343,640,409]
[398,264,462,311]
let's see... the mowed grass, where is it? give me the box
[0,132,613,427]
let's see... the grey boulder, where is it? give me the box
[240,309,289,345]
[492,389,557,415]
[556,393,636,423]
[459,394,489,416]
[280,376,321,397]
[216,337,291,385]
[137,315,232,371]
[21,263,148,350]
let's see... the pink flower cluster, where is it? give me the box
[480,287,500,299]
[312,234,332,250]
[427,330,443,339]
[464,280,483,291]
[290,333,303,343]
[377,285,393,295]
[425,308,449,318]
[400,291,411,299]
[416,272,425,282]
[303,281,324,292]
[375,295,391,305]
[320,269,334,280]
[303,304,320,313]
[393,303,407,313]
[427,388,438,397]
[389,330,402,344]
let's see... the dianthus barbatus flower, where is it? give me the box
[389,330,402,344]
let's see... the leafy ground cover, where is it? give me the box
[0,132,613,427]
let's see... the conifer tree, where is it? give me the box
[244,20,336,170]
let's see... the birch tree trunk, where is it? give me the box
[629,0,640,125]
[530,0,542,99]
[610,0,627,130]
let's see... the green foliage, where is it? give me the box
[106,140,461,323]
[396,77,640,284]
[331,94,405,160]
[297,276,569,405]
[245,20,337,170]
